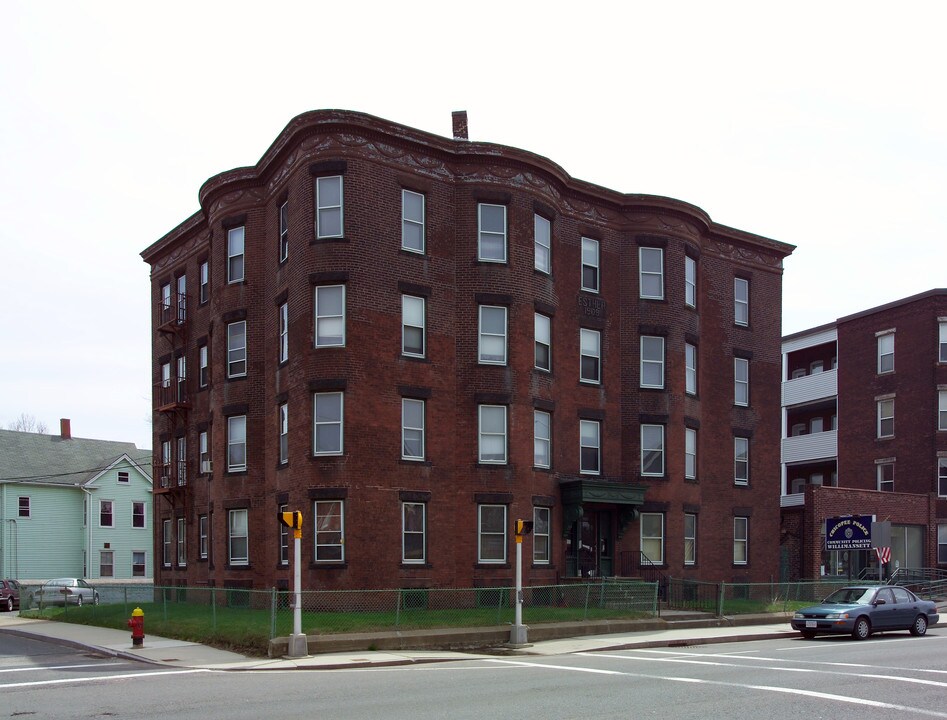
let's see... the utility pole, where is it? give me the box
[509,518,533,646]
[279,511,308,657]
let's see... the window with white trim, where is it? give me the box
[279,302,288,363]
[402,398,425,461]
[402,190,425,253]
[580,328,600,384]
[940,322,947,363]
[734,436,749,485]
[939,524,947,564]
[279,403,288,465]
[402,502,426,563]
[279,503,289,566]
[199,430,209,474]
[100,500,113,528]
[18,496,29,518]
[478,504,507,563]
[402,295,426,357]
[581,237,599,292]
[199,515,208,560]
[939,458,947,497]
[580,419,601,475]
[478,305,507,364]
[684,513,697,566]
[162,519,172,567]
[639,247,664,299]
[177,517,187,566]
[534,214,551,274]
[314,500,344,562]
[478,405,507,464]
[227,415,247,472]
[734,277,749,326]
[100,550,114,578]
[533,506,551,564]
[478,203,506,262]
[938,390,947,431]
[733,517,748,565]
[641,424,665,476]
[132,550,146,577]
[176,355,186,402]
[279,201,289,262]
[878,398,894,438]
[685,343,697,395]
[177,273,187,323]
[227,226,245,283]
[227,321,247,378]
[200,260,209,304]
[734,357,749,406]
[640,336,665,389]
[535,312,551,371]
[228,509,248,565]
[199,344,208,387]
[877,462,894,492]
[878,333,894,374]
[685,428,697,480]
[685,255,696,308]
[640,513,664,564]
[534,410,551,469]
[316,176,343,238]
[313,392,343,455]
[176,436,186,486]
[133,501,146,529]
[314,285,345,347]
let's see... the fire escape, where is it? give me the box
[153,287,190,510]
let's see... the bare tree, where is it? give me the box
[7,413,49,434]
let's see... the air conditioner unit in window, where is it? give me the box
[201,460,212,474]
[160,475,170,487]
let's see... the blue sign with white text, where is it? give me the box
[825,515,873,550]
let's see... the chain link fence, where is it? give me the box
[665,578,875,615]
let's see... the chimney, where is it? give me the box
[60,418,72,440]
[452,110,468,140]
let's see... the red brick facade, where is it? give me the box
[142,110,793,592]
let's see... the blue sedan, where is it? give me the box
[792,585,940,640]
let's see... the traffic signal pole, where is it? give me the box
[509,518,532,646]
[279,510,308,658]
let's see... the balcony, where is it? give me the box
[782,367,837,407]
[156,292,187,334]
[154,379,189,413]
[153,460,187,494]
[782,429,837,464]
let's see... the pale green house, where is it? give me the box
[0,423,152,582]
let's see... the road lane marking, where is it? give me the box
[0,662,132,674]
[0,668,211,690]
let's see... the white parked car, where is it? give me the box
[33,578,99,607]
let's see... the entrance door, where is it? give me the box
[572,511,613,578]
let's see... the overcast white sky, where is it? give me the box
[1,1,945,451]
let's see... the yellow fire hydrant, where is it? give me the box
[127,607,145,648]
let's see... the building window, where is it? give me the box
[177,517,187,566]
[684,513,697,566]
[580,328,601,384]
[940,322,947,363]
[402,398,425,461]
[478,203,506,262]
[227,226,245,283]
[176,436,187,487]
[199,344,208,388]
[279,503,289,566]
[402,295,425,357]
[176,355,187,402]
[534,214,551,274]
[533,410,551,469]
[279,302,288,363]
[684,255,697,308]
[685,343,697,395]
[877,462,894,492]
[939,458,947,497]
[160,440,171,486]
[734,437,749,485]
[316,176,343,238]
[478,405,507,464]
[199,430,210,474]
[939,524,947,564]
[228,509,249,566]
[878,333,894,374]
[100,551,114,578]
[734,277,749,326]
[133,501,146,529]
[580,419,601,475]
[200,260,209,304]
[279,201,289,262]
[18,496,29,518]
[581,237,599,292]
[132,551,146,577]
[810,360,824,374]
[227,321,247,378]
[199,515,208,560]
[118,470,129,483]
[313,392,344,455]
[279,403,289,465]
[639,247,664,299]
[939,390,947,431]
[810,417,824,433]
[733,517,749,565]
[227,415,247,471]
[314,285,345,347]
[685,428,697,480]
[478,305,507,364]
[176,274,187,323]
[734,358,749,406]
[878,398,895,438]
[641,424,665,476]
[640,336,665,389]
[162,519,172,567]
[640,513,664,564]
[533,507,551,564]
[478,504,507,564]
[314,500,344,562]
[534,313,551,371]
[402,190,425,253]
[100,500,113,528]
[402,502,426,564]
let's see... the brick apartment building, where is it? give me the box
[141,109,794,593]
[780,289,947,580]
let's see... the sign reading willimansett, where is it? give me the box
[825,515,873,550]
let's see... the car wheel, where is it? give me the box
[852,616,871,640]
[801,630,817,639]
[76,594,83,608]
[4,597,12,612]
[910,615,928,636]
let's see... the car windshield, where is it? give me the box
[823,588,875,604]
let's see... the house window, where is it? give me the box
[533,410,551,469]
[402,189,425,253]
[279,302,288,363]
[684,255,697,308]
[734,437,749,485]
[199,344,208,387]
[133,501,146,529]
[199,430,209,474]
[199,260,209,303]
[580,328,601,384]
[313,392,344,455]
[177,517,187,566]
[478,504,507,563]
[580,419,601,475]
[939,524,947,564]
[402,502,426,564]
[402,398,425,461]
[176,355,187,402]
[940,322,947,363]
[279,200,289,262]
[227,415,247,471]
[938,390,947,431]
[685,428,697,480]
[810,360,824,374]
[734,358,749,406]
[161,282,172,313]
[176,436,187,486]
[478,203,506,262]
[534,214,551,274]
[733,517,749,565]
[132,551,146,577]
[279,403,288,465]
[227,226,245,283]
[639,247,664,299]
[581,237,599,292]
[533,506,551,564]
[938,458,947,497]
[100,500,113,528]
[640,336,665,389]
[402,295,425,357]
[314,500,344,562]
[316,176,343,238]
[314,285,345,347]
[640,513,664,564]
[18,496,29,518]
[199,515,208,559]
[227,321,247,378]
[877,462,894,492]
[878,399,895,438]
[160,440,171,486]
[161,361,171,393]
[684,513,697,566]
[478,405,507,464]
[176,274,187,322]
[535,313,551,371]
[641,424,665,476]
[279,503,289,566]
[478,305,507,364]
[100,551,114,578]
[162,519,172,567]
[878,333,894,374]
[734,277,749,326]
[118,470,129,483]
[685,343,697,395]
[228,509,249,566]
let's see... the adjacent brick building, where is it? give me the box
[141,110,794,593]
[780,289,947,579]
